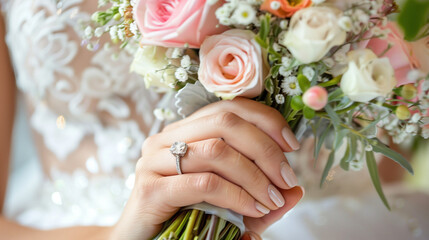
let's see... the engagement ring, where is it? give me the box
[170,141,188,175]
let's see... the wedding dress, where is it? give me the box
[1,1,428,239]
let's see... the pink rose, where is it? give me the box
[134,0,228,48]
[198,29,269,99]
[361,22,420,85]
[410,36,429,74]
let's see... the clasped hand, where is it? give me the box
[110,98,304,240]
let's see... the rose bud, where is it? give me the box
[400,84,417,100]
[395,105,411,120]
[302,86,328,111]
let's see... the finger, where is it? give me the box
[155,112,298,189]
[154,172,271,218]
[146,138,286,210]
[163,97,300,152]
[242,232,262,240]
[244,186,305,235]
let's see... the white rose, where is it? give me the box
[281,6,346,64]
[130,46,177,91]
[340,49,397,102]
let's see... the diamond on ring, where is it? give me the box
[170,141,188,174]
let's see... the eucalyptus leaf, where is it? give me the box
[320,151,335,187]
[328,88,344,102]
[348,135,357,162]
[325,104,341,128]
[314,125,331,161]
[334,128,349,150]
[366,151,391,210]
[372,140,414,174]
[340,144,350,171]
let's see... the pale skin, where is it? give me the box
[0,11,304,240]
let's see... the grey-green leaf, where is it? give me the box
[320,151,335,187]
[325,104,341,128]
[372,140,414,174]
[314,126,331,163]
[366,151,391,210]
[340,145,350,171]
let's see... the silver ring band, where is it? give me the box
[170,141,188,175]
[175,155,183,175]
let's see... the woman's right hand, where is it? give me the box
[110,98,304,240]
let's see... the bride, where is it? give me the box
[1,1,428,240]
[0,1,304,239]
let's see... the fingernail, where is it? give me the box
[250,235,256,240]
[281,162,298,188]
[255,202,270,214]
[268,184,285,208]
[281,127,300,151]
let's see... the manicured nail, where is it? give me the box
[268,184,285,208]
[281,162,298,188]
[281,127,300,151]
[249,235,256,240]
[255,202,270,214]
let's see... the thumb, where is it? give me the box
[242,231,262,240]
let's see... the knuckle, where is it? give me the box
[251,166,268,187]
[214,112,241,128]
[194,173,220,194]
[261,141,279,159]
[203,139,229,160]
[142,135,158,151]
[236,188,251,210]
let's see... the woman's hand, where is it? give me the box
[110,98,304,239]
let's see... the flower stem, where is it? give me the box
[318,75,342,88]
[184,210,200,240]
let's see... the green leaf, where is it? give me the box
[314,125,331,160]
[297,74,311,92]
[291,95,305,110]
[324,104,341,128]
[259,14,271,40]
[340,144,350,171]
[320,151,335,187]
[372,140,414,174]
[270,65,281,78]
[397,0,429,41]
[366,151,391,210]
[254,36,268,49]
[264,78,275,94]
[348,135,357,162]
[303,106,315,119]
[334,128,349,150]
[328,88,344,103]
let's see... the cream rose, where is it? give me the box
[340,49,397,102]
[130,46,176,91]
[198,29,269,99]
[281,6,347,64]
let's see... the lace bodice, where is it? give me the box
[2,0,169,228]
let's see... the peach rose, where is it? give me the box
[198,29,269,99]
[134,0,228,48]
[361,22,420,85]
[260,0,312,18]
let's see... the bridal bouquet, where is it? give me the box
[86,0,429,239]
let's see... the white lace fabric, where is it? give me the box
[2,1,428,238]
[2,0,164,228]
